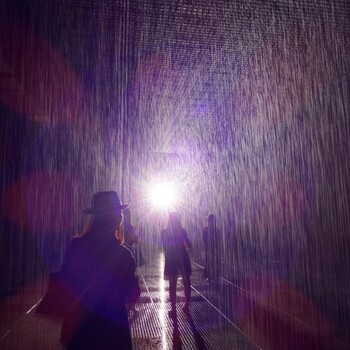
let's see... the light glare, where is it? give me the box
[150,183,176,210]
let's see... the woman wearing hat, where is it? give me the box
[60,191,139,350]
[161,211,192,318]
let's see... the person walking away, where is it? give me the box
[203,213,222,286]
[161,211,192,318]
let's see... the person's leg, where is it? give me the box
[169,276,177,315]
[182,274,191,314]
[214,253,222,287]
[203,246,208,279]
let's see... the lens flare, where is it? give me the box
[149,183,177,210]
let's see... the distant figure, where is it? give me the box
[203,214,222,285]
[123,208,145,268]
[123,208,145,316]
[161,211,192,317]
[60,191,139,350]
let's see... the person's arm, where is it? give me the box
[183,230,192,250]
[203,227,208,245]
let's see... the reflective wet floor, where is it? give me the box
[129,254,255,350]
[0,251,255,350]
[0,251,347,349]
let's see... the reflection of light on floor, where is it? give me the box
[159,253,167,350]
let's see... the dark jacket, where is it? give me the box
[60,232,137,350]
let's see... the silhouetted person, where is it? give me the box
[60,191,139,350]
[161,211,192,317]
[203,214,222,285]
[123,208,145,268]
[227,215,239,282]
[123,207,145,317]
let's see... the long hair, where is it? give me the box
[167,211,182,232]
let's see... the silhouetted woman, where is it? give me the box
[60,191,139,350]
[203,213,222,285]
[161,211,192,317]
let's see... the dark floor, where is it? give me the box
[0,252,255,350]
[0,251,347,350]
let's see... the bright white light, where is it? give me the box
[150,183,176,210]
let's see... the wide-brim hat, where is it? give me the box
[83,191,129,214]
